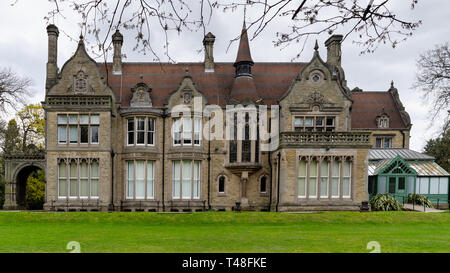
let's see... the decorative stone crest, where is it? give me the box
[130,82,152,107]
[303,91,329,105]
[182,87,193,104]
[68,70,93,94]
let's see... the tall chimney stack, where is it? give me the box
[324,34,343,67]
[46,24,59,91]
[203,32,215,72]
[112,29,123,75]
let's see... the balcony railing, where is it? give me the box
[44,95,111,109]
[279,131,371,148]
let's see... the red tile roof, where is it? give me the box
[101,62,303,107]
[99,63,409,130]
[351,91,408,129]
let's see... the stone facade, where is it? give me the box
[40,24,411,212]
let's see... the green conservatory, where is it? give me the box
[368,149,449,204]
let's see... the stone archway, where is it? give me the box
[3,145,45,210]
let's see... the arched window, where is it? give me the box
[260,176,267,193]
[218,176,226,193]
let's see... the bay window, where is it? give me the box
[294,116,335,132]
[58,113,99,144]
[172,160,201,199]
[172,116,202,146]
[127,117,155,146]
[297,156,352,199]
[58,159,99,199]
[126,160,155,199]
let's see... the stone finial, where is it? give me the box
[314,40,319,51]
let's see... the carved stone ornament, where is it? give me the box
[130,82,152,107]
[182,87,193,104]
[303,91,329,105]
[70,70,93,94]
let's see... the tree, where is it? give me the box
[423,128,450,173]
[413,43,450,132]
[39,0,421,62]
[0,68,32,116]
[25,169,46,210]
[2,119,21,154]
[0,119,21,209]
[0,105,45,209]
[15,104,45,151]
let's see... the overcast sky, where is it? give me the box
[0,0,449,151]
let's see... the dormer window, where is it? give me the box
[235,63,252,76]
[377,115,389,128]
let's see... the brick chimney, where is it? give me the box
[46,24,59,91]
[324,34,343,67]
[203,32,215,72]
[112,29,123,75]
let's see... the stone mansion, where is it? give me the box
[18,22,445,213]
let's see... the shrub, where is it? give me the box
[407,194,434,208]
[370,193,404,211]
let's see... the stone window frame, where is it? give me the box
[226,109,260,164]
[57,113,100,146]
[309,70,325,85]
[126,116,156,147]
[172,115,202,147]
[57,158,100,200]
[258,174,269,196]
[293,115,336,132]
[171,160,201,200]
[375,136,393,148]
[125,159,155,200]
[296,155,353,200]
[217,174,228,196]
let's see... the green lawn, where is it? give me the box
[0,211,449,253]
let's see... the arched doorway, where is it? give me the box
[3,147,45,210]
[15,165,45,209]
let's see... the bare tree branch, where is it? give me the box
[39,0,421,62]
[0,68,32,117]
[413,42,450,129]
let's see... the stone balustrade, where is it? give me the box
[279,131,371,148]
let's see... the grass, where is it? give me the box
[0,211,449,253]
